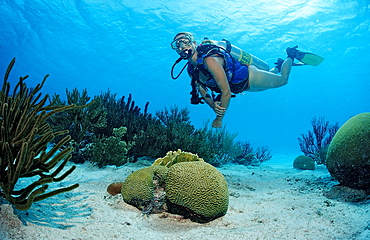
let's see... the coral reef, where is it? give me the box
[326,113,370,190]
[293,155,315,170]
[97,90,152,143]
[48,89,270,167]
[298,117,339,164]
[151,106,216,160]
[108,150,229,223]
[201,122,240,166]
[165,161,229,223]
[0,58,79,211]
[233,142,272,166]
[49,89,107,143]
[48,89,107,163]
[48,90,139,166]
[83,126,133,168]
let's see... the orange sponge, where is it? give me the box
[107,182,124,196]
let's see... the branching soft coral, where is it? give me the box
[298,117,339,164]
[233,142,272,166]
[0,58,79,211]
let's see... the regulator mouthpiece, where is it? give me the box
[180,49,193,59]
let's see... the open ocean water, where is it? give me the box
[1,0,369,157]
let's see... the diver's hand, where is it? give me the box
[211,102,225,128]
[211,101,226,116]
[212,118,223,128]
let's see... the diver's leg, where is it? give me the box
[269,67,279,74]
[280,58,293,79]
[247,58,292,91]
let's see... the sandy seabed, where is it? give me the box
[1,154,370,240]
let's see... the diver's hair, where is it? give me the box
[173,32,194,41]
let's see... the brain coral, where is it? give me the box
[293,155,315,170]
[152,149,204,168]
[165,161,229,223]
[121,165,168,209]
[326,112,370,190]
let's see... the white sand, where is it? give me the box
[1,154,370,240]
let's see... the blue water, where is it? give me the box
[1,0,369,155]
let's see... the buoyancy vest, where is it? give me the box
[187,41,250,95]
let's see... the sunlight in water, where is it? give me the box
[0,0,368,153]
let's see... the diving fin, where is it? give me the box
[296,51,324,66]
[286,46,324,66]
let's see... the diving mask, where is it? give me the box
[171,35,192,50]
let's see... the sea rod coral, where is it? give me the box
[0,58,79,211]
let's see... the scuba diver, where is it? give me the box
[170,32,324,128]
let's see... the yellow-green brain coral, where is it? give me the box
[115,150,229,223]
[326,112,370,190]
[165,161,229,223]
[121,165,168,209]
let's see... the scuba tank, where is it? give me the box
[201,39,270,71]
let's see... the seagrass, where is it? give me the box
[0,58,79,211]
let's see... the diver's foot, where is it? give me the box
[274,58,284,72]
[286,46,299,59]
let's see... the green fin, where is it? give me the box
[295,50,324,66]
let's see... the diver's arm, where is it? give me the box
[204,57,231,116]
[204,56,231,128]
[198,85,224,128]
